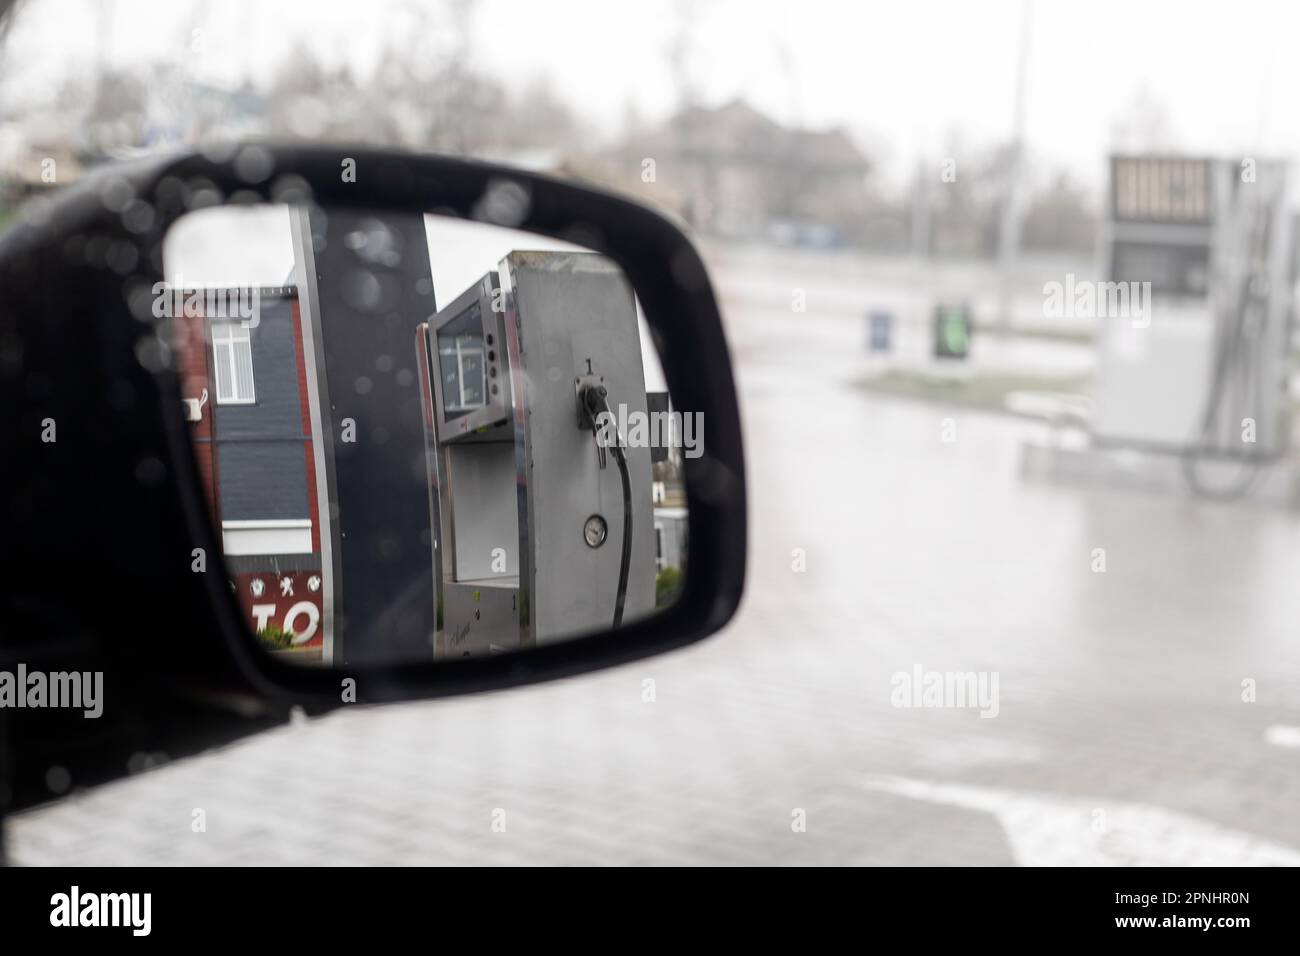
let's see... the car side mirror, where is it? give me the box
[0,146,746,707]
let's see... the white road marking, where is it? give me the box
[858,774,1300,867]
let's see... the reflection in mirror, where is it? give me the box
[164,205,693,666]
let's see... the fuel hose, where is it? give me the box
[582,384,633,629]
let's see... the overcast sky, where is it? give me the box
[4,0,1298,189]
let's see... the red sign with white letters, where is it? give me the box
[231,569,324,659]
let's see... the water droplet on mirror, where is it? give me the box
[341,269,382,310]
[121,199,155,233]
[473,178,531,227]
[233,145,275,184]
[45,766,71,794]
[98,176,134,213]
[271,174,313,205]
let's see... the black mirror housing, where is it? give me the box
[0,146,746,715]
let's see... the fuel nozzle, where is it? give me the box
[576,363,611,469]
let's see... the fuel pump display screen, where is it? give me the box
[437,302,487,419]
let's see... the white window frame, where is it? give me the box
[211,321,256,405]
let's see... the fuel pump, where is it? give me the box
[416,251,656,656]
[1092,156,1293,499]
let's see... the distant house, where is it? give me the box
[612,99,871,245]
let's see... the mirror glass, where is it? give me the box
[163,203,692,665]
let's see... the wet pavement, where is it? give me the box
[10,246,1300,865]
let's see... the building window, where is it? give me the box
[212,321,255,405]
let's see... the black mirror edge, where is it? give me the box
[97,145,747,707]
